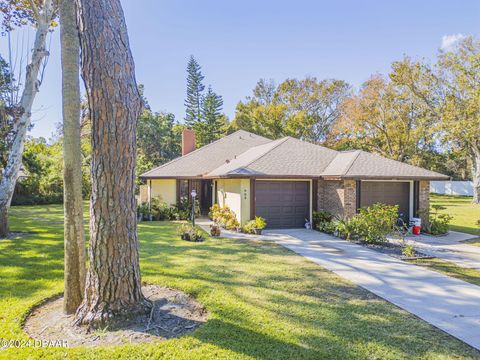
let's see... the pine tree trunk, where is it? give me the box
[74,0,151,326]
[472,146,480,204]
[0,1,54,239]
[60,0,86,314]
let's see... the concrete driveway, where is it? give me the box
[261,229,480,350]
[388,231,480,269]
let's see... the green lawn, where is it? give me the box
[430,194,480,236]
[407,258,480,287]
[0,204,479,359]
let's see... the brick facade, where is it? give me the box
[317,179,357,218]
[343,180,357,218]
[419,180,430,228]
[318,179,430,224]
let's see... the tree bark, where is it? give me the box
[74,0,151,326]
[60,0,86,314]
[472,145,480,204]
[0,0,55,239]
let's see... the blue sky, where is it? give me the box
[1,0,479,139]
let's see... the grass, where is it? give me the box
[406,258,480,287]
[430,194,480,236]
[0,204,479,359]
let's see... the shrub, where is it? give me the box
[253,216,267,229]
[312,210,333,231]
[354,203,399,244]
[334,217,358,240]
[172,196,199,221]
[210,224,221,237]
[210,205,239,230]
[422,205,453,235]
[137,202,150,219]
[322,221,338,235]
[209,204,221,222]
[402,244,416,257]
[177,223,204,242]
[242,221,255,234]
[150,197,177,221]
[243,216,267,234]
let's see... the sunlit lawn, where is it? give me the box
[406,258,480,287]
[0,203,478,359]
[430,194,480,236]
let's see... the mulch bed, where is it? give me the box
[23,285,207,348]
[354,240,434,260]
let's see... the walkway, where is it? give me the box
[388,231,480,269]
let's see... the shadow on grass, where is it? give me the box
[1,209,478,358]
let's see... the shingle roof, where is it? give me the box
[141,130,449,180]
[206,137,338,177]
[325,150,448,179]
[139,130,271,178]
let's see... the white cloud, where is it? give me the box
[440,34,466,51]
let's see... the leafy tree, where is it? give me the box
[231,77,350,142]
[437,37,480,203]
[184,55,205,127]
[391,40,480,202]
[231,97,287,139]
[279,78,350,143]
[13,137,64,204]
[333,72,437,165]
[137,109,181,179]
[0,0,58,238]
[195,86,227,146]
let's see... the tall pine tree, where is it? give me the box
[184,56,205,127]
[196,86,226,146]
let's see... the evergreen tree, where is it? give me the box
[184,55,205,127]
[196,86,226,146]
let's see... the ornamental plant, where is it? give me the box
[354,203,399,244]
[422,205,453,235]
[209,204,238,230]
[312,210,333,231]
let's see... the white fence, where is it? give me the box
[430,181,473,196]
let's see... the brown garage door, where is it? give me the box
[360,181,410,220]
[255,181,309,228]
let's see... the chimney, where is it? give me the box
[182,128,196,156]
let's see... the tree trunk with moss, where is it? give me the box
[74,0,150,326]
[60,0,86,314]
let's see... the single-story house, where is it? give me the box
[139,129,449,228]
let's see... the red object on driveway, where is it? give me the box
[412,225,421,235]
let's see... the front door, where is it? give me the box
[200,180,213,215]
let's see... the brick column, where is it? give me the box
[317,179,325,210]
[343,180,357,218]
[419,180,430,228]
